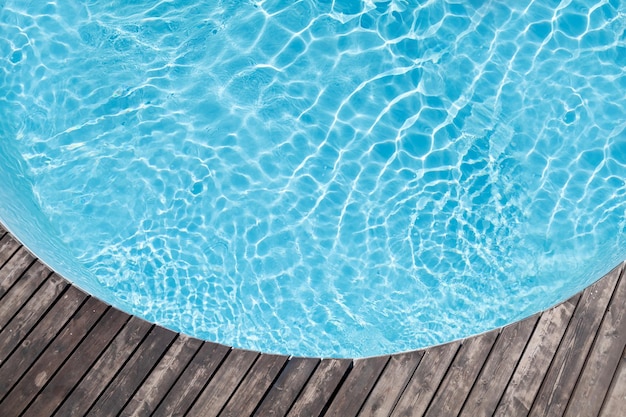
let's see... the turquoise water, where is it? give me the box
[1,0,625,357]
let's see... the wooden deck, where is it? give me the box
[0,223,625,417]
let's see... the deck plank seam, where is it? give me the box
[51,313,135,417]
[523,291,584,416]
[380,350,427,417]
[2,298,110,416]
[146,336,206,415]
[213,351,265,417]
[351,355,393,417]
[562,263,626,417]
[18,303,114,417]
[116,330,182,416]
[0,250,40,305]
[317,359,355,417]
[247,355,295,417]
[418,340,464,417]
[598,344,626,417]
[456,326,507,416]
[0,280,80,403]
[277,357,326,417]
[477,314,542,417]
[0,260,53,331]
[83,323,158,417]
[0,263,54,333]
[0,235,21,270]
[182,346,236,416]
[527,273,619,417]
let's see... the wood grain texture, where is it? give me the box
[253,356,321,417]
[0,274,74,364]
[529,266,622,417]
[565,265,626,417]
[286,358,352,417]
[152,342,231,417]
[186,349,259,417]
[460,315,540,417]
[120,335,203,417]
[358,350,424,417]
[325,355,389,417]
[219,354,289,417]
[0,246,36,301]
[22,307,129,417]
[87,325,177,417]
[599,346,626,417]
[0,234,21,269]
[0,297,108,416]
[0,260,50,329]
[53,316,153,417]
[494,294,580,417]
[391,341,461,417]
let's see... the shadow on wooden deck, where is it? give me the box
[0,224,624,416]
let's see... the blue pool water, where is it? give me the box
[1,0,625,357]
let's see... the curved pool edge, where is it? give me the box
[0,223,624,415]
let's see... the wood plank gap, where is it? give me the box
[0,234,22,270]
[0,281,80,396]
[219,353,290,417]
[21,307,129,417]
[460,313,541,417]
[528,265,622,417]
[253,356,322,417]
[248,357,294,416]
[185,349,260,417]
[119,334,204,417]
[52,318,154,417]
[0,297,109,416]
[151,343,232,417]
[358,350,425,417]
[284,358,352,417]
[0,247,37,302]
[0,260,52,331]
[563,263,626,417]
[493,292,581,417]
[599,344,626,417]
[84,325,177,417]
[324,355,390,417]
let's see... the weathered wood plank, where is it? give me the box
[21,308,130,417]
[253,356,320,417]
[0,260,50,329]
[0,274,72,365]
[391,340,461,417]
[565,266,626,417]
[119,335,203,417]
[600,346,626,417]
[152,342,231,417]
[460,314,540,417]
[186,349,259,417]
[87,325,178,416]
[219,354,289,417]
[286,358,352,417]
[494,294,581,417]
[358,350,424,417]
[529,266,622,417]
[0,223,6,235]
[325,355,389,417]
[0,246,36,300]
[52,316,153,417]
[425,331,499,417]
[0,297,108,416]
[0,233,21,269]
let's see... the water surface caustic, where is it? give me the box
[1,0,626,357]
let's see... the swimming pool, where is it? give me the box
[1,0,625,357]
